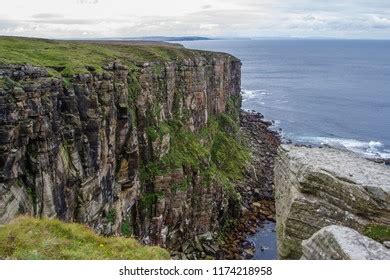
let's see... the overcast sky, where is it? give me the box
[1,0,390,39]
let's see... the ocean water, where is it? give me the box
[180,39,390,160]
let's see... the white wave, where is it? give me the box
[368,141,383,149]
[241,89,272,101]
[295,136,390,159]
[273,120,281,126]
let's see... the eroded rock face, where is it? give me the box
[274,145,390,259]
[301,225,390,260]
[0,54,241,250]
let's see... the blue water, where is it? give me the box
[246,221,277,260]
[180,39,390,160]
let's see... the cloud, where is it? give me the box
[31,13,64,19]
[280,14,390,32]
[77,0,99,4]
[0,19,19,32]
[271,0,390,13]
[28,18,102,25]
[0,0,390,38]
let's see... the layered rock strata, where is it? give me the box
[0,51,242,251]
[301,225,390,260]
[274,145,390,259]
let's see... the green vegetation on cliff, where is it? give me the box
[0,36,216,76]
[0,36,243,254]
[0,217,170,260]
[142,111,250,197]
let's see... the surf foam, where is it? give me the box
[241,89,272,101]
[295,136,390,160]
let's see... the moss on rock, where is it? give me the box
[363,224,390,243]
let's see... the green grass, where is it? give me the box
[145,123,170,142]
[0,216,170,260]
[0,36,208,76]
[363,224,390,243]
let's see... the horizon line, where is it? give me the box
[1,34,390,41]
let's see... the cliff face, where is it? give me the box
[0,47,242,250]
[274,145,390,259]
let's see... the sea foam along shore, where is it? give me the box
[241,89,272,102]
[295,136,390,162]
[240,88,390,163]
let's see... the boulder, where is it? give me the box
[301,225,390,260]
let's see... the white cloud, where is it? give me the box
[0,0,389,38]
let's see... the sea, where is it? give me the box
[179,39,390,161]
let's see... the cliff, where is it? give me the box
[4,37,387,261]
[0,37,246,255]
[274,145,390,259]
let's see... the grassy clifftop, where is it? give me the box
[0,217,170,260]
[0,36,231,76]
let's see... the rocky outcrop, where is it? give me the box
[0,51,241,252]
[274,145,390,259]
[301,225,390,260]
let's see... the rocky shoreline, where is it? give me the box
[282,140,390,167]
[171,109,389,260]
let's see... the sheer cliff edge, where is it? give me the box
[0,37,244,253]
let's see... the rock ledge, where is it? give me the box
[301,225,390,260]
[274,145,390,259]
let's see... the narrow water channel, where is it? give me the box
[246,221,278,260]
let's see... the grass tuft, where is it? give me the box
[363,224,390,243]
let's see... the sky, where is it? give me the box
[1,0,390,39]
